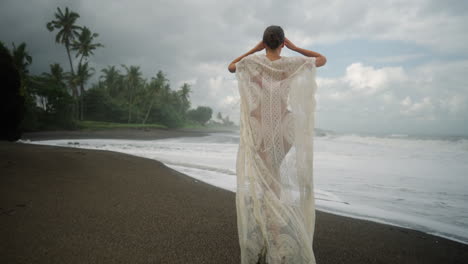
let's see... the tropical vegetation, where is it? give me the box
[2,6,237,132]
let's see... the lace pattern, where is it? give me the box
[236,54,318,263]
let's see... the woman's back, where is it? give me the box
[238,54,316,173]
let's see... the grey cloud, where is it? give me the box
[1,0,467,135]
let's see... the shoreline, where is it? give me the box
[315,206,468,246]
[21,129,468,247]
[2,130,468,263]
[22,137,468,247]
[23,138,468,247]
[20,127,220,141]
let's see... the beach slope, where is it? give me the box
[1,141,467,263]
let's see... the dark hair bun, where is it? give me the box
[263,25,285,49]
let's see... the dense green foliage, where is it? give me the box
[77,121,166,130]
[187,106,213,126]
[3,6,221,132]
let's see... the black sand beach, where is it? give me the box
[1,129,467,263]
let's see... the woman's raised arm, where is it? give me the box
[284,38,327,67]
[228,41,265,73]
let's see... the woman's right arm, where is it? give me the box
[284,38,327,67]
[228,41,265,73]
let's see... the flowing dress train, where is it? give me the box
[235,54,318,264]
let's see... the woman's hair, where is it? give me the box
[262,25,285,49]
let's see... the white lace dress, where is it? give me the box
[235,54,318,264]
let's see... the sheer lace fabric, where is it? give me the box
[235,54,318,264]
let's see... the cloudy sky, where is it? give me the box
[2,0,467,136]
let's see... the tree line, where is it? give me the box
[2,6,219,133]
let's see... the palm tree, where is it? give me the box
[71,26,103,67]
[100,65,120,97]
[41,63,66,86]
[160,80,171,101]
[46,7,82,98]
[142,71,166,124]
[75,62,95,120]
[35,64,68,111]
[11,42,32,75]
[121,65,143,123]
[70,26,103,119]
[177,83,191,114]
[75,62,94,93]
[11,42,32,94]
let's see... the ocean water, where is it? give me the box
[21,131,468,245]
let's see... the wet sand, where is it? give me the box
[1,130,467,263]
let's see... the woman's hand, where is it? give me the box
[284,38,298,51]
[285,37,327,67]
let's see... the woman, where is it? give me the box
[229,25,326,264]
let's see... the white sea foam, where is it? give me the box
[21,131,468,245]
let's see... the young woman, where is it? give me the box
[231,25,325,264]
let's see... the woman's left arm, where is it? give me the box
[228,41,265,73]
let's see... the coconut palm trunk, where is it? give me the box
[128,84,133,123]
[143,91,158,124]
[121,65,142,124]
[78,56,84,121]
